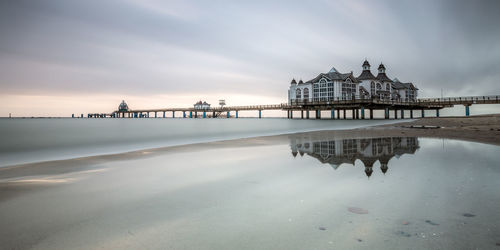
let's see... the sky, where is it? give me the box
[0,0,499,116]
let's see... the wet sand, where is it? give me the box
[371,114,500,146]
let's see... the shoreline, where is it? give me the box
[0,118,401,168]
[0,115,498,177]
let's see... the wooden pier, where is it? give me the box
[87,95,500,119]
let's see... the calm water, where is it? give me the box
[0,118,399,167]
[0,130,498,249]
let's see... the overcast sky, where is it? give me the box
[1,0,499,116]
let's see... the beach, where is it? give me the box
[375,114,500,146]
[0,115,499,249]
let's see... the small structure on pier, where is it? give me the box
[118,100,129,112]
[194,100,211,110]
[219,99,226,108]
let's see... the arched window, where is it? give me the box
[376,83,382,90]
[296,88,302,99]
[370,82,375,96]
[318,79,327,101]
[385,84,390,91]
[320,79,327,87]
[303,88,310,99]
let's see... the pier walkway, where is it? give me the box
[87,95,500,119]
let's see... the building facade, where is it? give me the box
[288,67,359,104]
[288,60,418,104]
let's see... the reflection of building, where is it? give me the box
[289,135,419,177]
[194,100,211,110]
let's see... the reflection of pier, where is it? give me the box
[289,134,419,177]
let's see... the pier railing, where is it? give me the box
[107,95,499,117]
[416,95,500,105]
[214,104,286,111]
[287,95,500,107]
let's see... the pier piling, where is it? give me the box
[107,95,499,121]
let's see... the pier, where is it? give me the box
[87,95,500,119]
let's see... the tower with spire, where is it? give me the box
[357,59,376,99]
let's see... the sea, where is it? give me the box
[0,118,399,167]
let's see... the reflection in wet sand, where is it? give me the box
[289,134,419,177]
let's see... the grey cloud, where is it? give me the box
[0,0,499,98]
